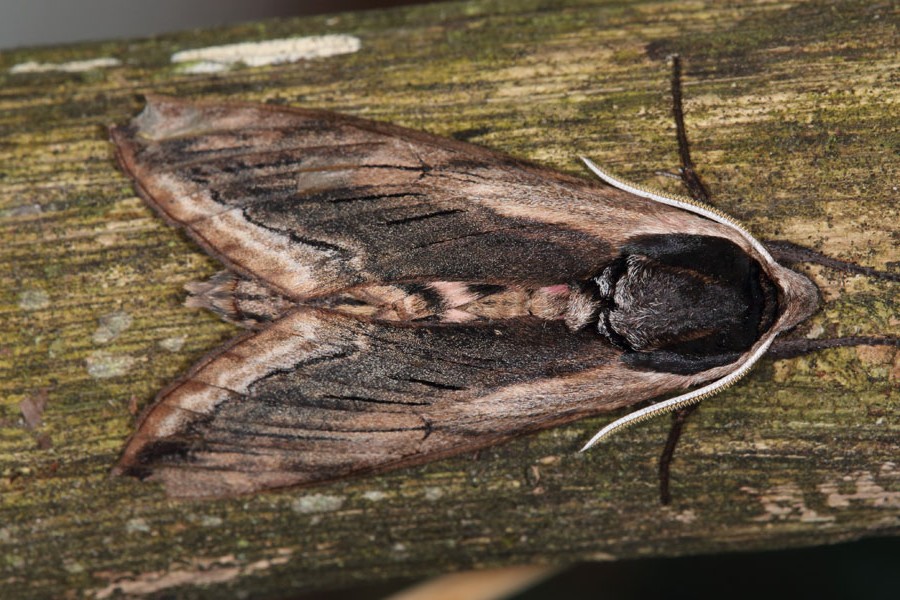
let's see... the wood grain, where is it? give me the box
[0,0,896,597]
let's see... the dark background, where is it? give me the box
[0,0,430,49]
[2,1,895,598]
[312,537,899,599]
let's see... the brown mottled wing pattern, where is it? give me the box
[110,97,741,497]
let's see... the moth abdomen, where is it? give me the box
[185,270,298,328]
[190,270,581,326]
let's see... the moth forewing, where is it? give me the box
[110,96,820,498]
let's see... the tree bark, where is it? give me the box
[0,0,896,598]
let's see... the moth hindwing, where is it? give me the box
[109,96,818,498]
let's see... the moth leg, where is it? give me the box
[769,336,899,360]
[668,54,712,204]
[765,240,899,283]
[658,403,700,505]
[655,54,709,505]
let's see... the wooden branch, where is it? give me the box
[1,0,896,597]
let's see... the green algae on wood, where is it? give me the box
[0,0,897,598]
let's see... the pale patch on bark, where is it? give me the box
[818,466,900,509]
[291,494,346,514]
[86,351,135,378]
[171,35,361,73]
[18,289,49,310]
[158,336,186,352]
[10,57,120,74]
[92,551,293,599]
[741,482,835,523]
[93,311,133,344]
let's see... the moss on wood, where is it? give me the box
[0,0,896,597]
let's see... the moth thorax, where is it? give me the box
[588,234,780,365]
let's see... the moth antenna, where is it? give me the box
[580,157,775,265]
[580,335,776,451]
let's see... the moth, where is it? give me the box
[109,89,828,499]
